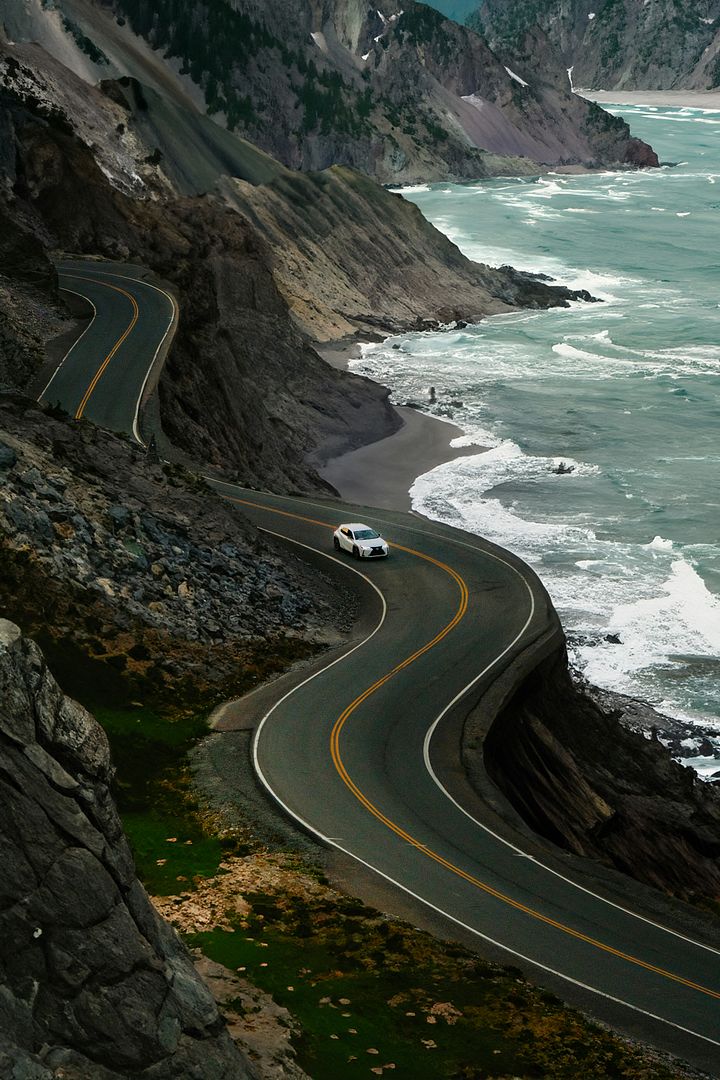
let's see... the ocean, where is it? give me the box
[350,104,720,766]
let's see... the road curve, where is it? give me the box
[39,260,177,442]
[213,485,720,1073]
[45,260,720,1073]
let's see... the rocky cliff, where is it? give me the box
[1,40,606,481]
[4,0,657,181]
[473,0,720,91]
[0,47,401,487]
[481,644,720,903]
[0,618,254,1078]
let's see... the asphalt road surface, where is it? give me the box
[40,261,177,441]
[215,485,720,1074]
[47,259,720,1073]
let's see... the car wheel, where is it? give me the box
[352,545,360,560]
[333,536,340,551]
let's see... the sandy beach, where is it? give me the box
[315,341,487,512]
[319,406,485,511]
[582,89,720,109]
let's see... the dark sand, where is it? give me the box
[319,406,486,512]
[315,340,487,511]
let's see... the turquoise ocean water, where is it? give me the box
[352,104,720,747]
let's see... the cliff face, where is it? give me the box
[1,41,606,482]
[224,167,599,344]
[474,0,720,91]
[0,51,400,487]
[482,645,720,903]
[5,0,657,181]
[0,619,254,1078]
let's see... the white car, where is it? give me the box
[333,522,389,559]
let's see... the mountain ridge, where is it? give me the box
[3,0,658,180]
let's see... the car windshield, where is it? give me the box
[355,529,380,540]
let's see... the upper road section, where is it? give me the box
[39,261,177,442]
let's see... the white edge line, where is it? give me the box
[425,711,720,958]
[128,279,177,445]
[252,529,387,794]
[221,481,720,958]
[60,267,178,446]
[38,286,98,402]
[315,840,720,1050]
[248,527,720,1049]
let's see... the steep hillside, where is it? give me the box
[4,0,657,180]
[1,40,605,481]
[473,0,720,91]
[0,399,346,701]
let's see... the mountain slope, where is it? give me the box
[473,0,720,91]
[4,0,657,180]
[1,37,605,483]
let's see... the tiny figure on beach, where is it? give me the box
[429,386,437,404]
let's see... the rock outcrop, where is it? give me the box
[481,645,720,902]
[225,169,601,343]
[0,618,255,1077]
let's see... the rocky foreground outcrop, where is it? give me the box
[481,645,720,903]
[0,618,254,1078]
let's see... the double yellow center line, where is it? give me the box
[62,274,139,420]
[226,493,720,1002]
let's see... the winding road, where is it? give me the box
[44,260,720,1074]
[40,260,177,441]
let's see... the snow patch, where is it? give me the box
[504,66,529,88]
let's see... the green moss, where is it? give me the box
[94,703,234,894]
[188,925,524,1079]
[187,893,684,1080]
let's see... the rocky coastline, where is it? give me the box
[1,7,718,1075]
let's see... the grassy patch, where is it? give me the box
[94,702,235,895]
[184,885,684,1080]
[49,633,318,895]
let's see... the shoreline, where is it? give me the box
[315,340,488,512]
[582,89,720,109]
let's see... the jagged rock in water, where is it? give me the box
[0,619,255,1078]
